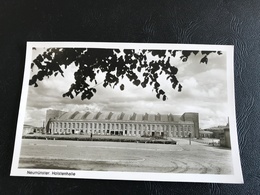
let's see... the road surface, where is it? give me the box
[19,139,233,174]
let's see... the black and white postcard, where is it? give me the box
[11,42,243,183]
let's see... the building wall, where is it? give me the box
[47,120,195,138]
[45,109,67,134]
[45,110,199,138]
[181,112,199,138]
[220,128,231,148]
[23,125,34,135]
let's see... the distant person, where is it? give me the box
[90,133,92,138]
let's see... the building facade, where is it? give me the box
[220,128,231,148]
[204,125,229,139]
[45,110,200,138]
[23,124,34,135]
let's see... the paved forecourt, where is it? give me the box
[19,139,233,174]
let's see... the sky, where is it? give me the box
[24,48,229,129]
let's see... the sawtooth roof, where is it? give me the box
[54,111,186,122]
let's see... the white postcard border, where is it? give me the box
[11,42,243,183]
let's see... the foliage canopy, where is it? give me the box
[30,48,221,101]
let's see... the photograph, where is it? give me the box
[11,42,243,183]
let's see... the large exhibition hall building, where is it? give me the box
[45,110,200,138]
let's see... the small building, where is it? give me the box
[199,130,213,138]
[204,125,228,138]
[220,128,231,148]
[23,125,34,135]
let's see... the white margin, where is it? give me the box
[10,42,243,184]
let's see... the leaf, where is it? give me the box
[201,51,215,55]
[178,84,182,92]
[182,51,192,57]
[182,57,187,62]
[151,50,166,58]
[154,82,160,88]
[192,51,199,55]
[159,89,165,95]
[200,56,208,64]
[86,91,93,100]
[141,82,146,88]
[92,88,97,93]
[36,54,44,62]
[120,84,124,90]
[162,95,166,101]
[170,66,178,75]
[171,50,177,57]
[133,79,140,86]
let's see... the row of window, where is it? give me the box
[51,129,191,136]
[50,122,193,131]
